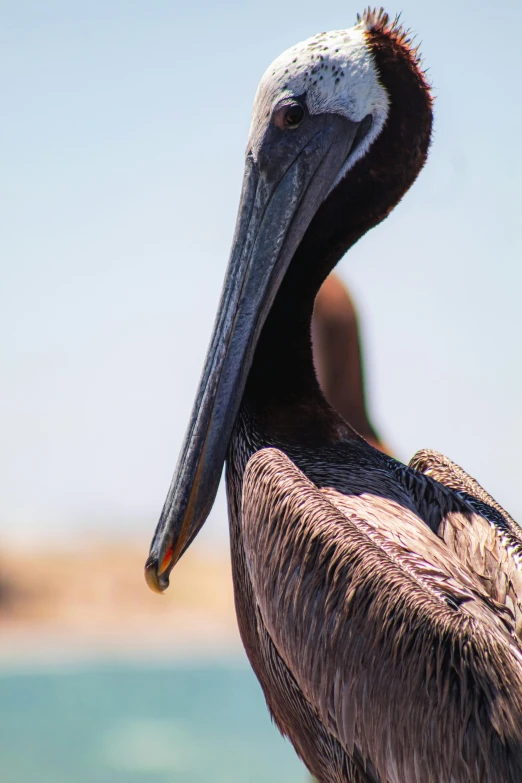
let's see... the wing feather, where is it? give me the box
[242,447,522,783]
[408,449,522,635]
[409,448,519,532]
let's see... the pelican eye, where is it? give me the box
[274,102,305,130]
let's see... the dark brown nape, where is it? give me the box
[245,11,433,416]
[312,273,390,454]
[302,9,433,275]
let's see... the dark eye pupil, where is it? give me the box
[284,105,304,127]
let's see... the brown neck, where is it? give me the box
[242,19,432,442]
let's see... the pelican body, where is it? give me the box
[146,10,522,782]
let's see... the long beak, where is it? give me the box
[145,114,359,592]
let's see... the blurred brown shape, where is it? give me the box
[0,542,239,661]
[312,273,389,454]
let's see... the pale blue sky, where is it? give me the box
[1,0,521,546]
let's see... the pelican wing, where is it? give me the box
[242,447,522,783]
[406,449,522,635]
[409,449,520,529]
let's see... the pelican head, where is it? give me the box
[146,10,432,591]
[247,25,389,189]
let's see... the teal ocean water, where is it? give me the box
[0,659,307,783]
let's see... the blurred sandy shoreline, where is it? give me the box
[0,539,242,667]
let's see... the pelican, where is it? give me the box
[146,9,522,782]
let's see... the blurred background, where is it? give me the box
[1,0,521,780]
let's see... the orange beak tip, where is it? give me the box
[159,547,173,575]
[144,553,170,594]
